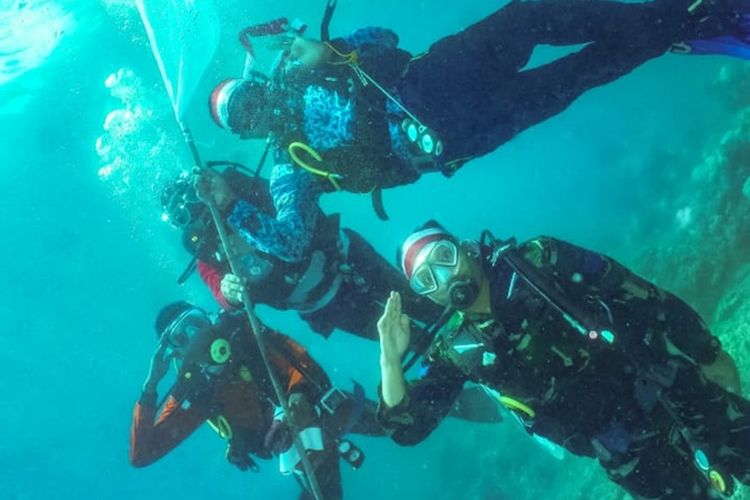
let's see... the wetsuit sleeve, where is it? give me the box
[341,27,400,53]
[197,260,232,310]
[376,362,467,446]
[519,236,720,364]
[129,390,207,467]
[227,164,322,263]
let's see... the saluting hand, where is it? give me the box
[377,291,412,367]
[143,340,172,394]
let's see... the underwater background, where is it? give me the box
[2,0,750,498]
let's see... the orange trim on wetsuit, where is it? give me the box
[129,393,206,467]
[267,332,330,398]
[129,327,328,468]
[266,332,330,395]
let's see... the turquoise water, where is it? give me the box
[2,1,749,499]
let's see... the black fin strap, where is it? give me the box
[177,255,199,285]
[321,0,337,42]
[371,188,389,221]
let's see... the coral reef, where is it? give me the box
[628,61,750,499]
[634,64,750,321]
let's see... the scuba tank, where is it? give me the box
[477,230,736,497]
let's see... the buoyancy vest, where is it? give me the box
[428,235,728,469]
[269,48,422,193]
[425,240,642,453]
[235,212,346,313]
[171,313,328,461]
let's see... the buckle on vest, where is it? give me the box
[319,387,348,414]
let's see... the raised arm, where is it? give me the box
[197,165,323,263]
[376,292,466,445]
[129,344,207,467]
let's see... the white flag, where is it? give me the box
[135,0,220,120]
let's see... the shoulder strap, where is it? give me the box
[482,233,615,348]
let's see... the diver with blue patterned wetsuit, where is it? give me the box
[204,0,750,266]
[163,167,442,340]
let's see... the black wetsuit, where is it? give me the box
[399,0,737,165]
[378,235,750,499]
[299,229,441,340]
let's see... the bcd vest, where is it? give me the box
[271,63,421,193]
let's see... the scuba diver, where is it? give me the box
[129,301,382,499]
[205,0,750,252]
[376,222,749,499]
[162,170,503,425]
[162,166,442,340]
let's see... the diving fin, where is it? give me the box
[672,35,750,60]
[672,14,750,60]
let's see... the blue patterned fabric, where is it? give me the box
[343,27,400,56]
[289,27,405,153]
[234,27,414,260]
[302,85,355,151]
[227,164,322,263]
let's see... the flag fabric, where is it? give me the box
[135,0,220,120]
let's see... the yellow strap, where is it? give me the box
[481,385,536,419]
[324,41,358,65]
[499,396,536,419]
[288,142,342,191]
[709,470,727,493]
[207,414,233,440]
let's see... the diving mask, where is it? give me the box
[162,173,201,228]
[162,307,212,352]
[409,240,460,295]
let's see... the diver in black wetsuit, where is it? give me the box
[204,0,750,258]
[377,222,749,499]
